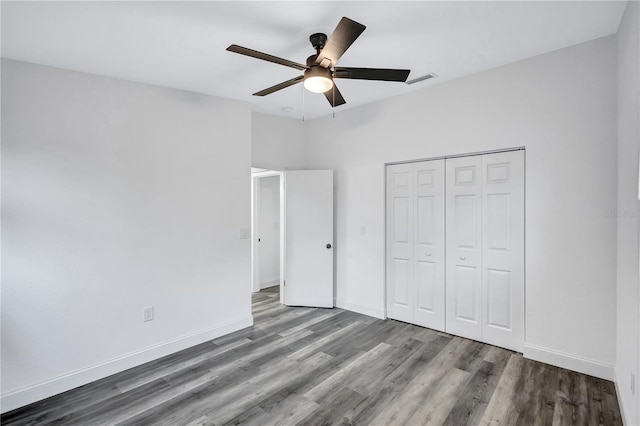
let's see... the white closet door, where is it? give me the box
[388,151,523,351]
[413,160,445,330]
[481,151,524,352]
[386,163,414,323]
[446,156,483,341]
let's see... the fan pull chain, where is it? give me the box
[331,84,336,120]
[302,84,305,122]
[332,82,336,119]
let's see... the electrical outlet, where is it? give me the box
[143,306,154,322]
[631,373,636,395]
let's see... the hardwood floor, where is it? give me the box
[3,286,622,425]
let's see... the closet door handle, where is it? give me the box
[460,256,466,260]
[426,253,432,257]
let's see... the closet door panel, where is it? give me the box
[413,159,445,331]
[481,151,524,352]
[415,260,436,311]
[454,265,478,321]
[386,163,414,323]
[446,156,483,341]
[486,269,512,328]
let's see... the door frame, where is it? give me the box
[251,168,285,304]
[383,146,526,320]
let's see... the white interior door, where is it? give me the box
[386,163,414,323]
[446,155,483,341]
[481,151,525,352]
[413,160,446,330]
[284,170,334,308]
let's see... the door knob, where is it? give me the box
[326,244,332,249]
[460,256,466,260]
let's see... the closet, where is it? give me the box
[386,150,524,352]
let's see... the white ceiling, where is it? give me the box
[1,1,627,120]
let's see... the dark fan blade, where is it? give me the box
[334,67,410,82]
[253,75,304,96]
[315,17,366,67]
[323,84,346,107]
[227,45,308,71]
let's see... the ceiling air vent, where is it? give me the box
[406,73,438,85]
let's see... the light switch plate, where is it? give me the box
[143,306,154,322]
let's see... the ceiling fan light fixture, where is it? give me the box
[304,76,333,93]
[303,66,333,93]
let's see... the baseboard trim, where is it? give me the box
[614,367,636,425]
[1,315,254,414]
[523,342,614,381]
[335,299,385,320]
[614,372,630,425]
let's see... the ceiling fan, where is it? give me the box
[226,17,411,107]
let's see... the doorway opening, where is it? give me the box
[251,167,284,304]
[250,167,335,309]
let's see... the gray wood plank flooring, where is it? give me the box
[2,286,622,425]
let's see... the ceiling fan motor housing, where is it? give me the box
[306,55,318,67]
[307,54,332,69]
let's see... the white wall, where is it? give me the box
[252,112,306,170]
[258,175,280,286]
[1,59,253,412]
[616,1,640,423]
[305,36,618,379]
